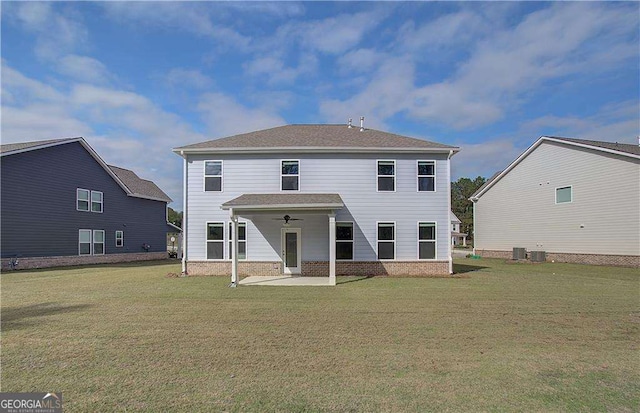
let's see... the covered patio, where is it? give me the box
[221,193,344,287]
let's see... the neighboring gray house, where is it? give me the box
[470,136,640,267]
[1,137,173,270]
[173,123,459,285]
[450,211,467,247]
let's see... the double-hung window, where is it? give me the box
[418,161,436,192]
[418,222,436,259]
[281,160,299,191]
[377,161,395,191]
[93,230,105,255]
[91,191,103,213]
[556,186,572,204]
[206,223,224,260]
[77,189,90,211]
[204,161,223,192]
[228,222,247,260]
[115,231,124,248]
[377,222,395,260]
[79,229,105,255]
[336,222,354,260]
[79,229,92,255]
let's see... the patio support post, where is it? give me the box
[230,208,239,287]
[328,212,336,285]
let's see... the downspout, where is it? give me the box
[181,152,188,275]
[447,150,454,275]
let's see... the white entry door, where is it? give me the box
[281,228,301,274]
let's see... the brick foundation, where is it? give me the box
[475,249,640,268]
[0,252,168,271]
[186,260,451,277]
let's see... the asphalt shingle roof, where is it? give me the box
[108,165,172,203]
[222,193,344,209]
[0,137,80,154]
[176,124,458,151]
[548,136,640,156]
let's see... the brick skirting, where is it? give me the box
[475,249,640,267]
[186,260,451,277]
[0,252,168,271]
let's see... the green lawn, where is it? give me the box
[2,258,638,412]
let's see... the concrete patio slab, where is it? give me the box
[239,275,334,286]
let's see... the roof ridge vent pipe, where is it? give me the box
[348,118,353,128]
[360,116,365,132]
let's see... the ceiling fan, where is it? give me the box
[273,214,303,224]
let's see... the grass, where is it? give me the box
[1,258,638,412]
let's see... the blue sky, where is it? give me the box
[2,1,638,210]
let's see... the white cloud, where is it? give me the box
[197,93,285,138]
[57,55,113,84]
[337,49,386,75]
[451,139,525,181]
[243,53,317,85]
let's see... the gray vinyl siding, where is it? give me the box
[1,142,168,258]
[475,141,640,255]
[186,153,451,262]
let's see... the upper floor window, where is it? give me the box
[77,189,103,213]
[228,222,247,260]
[91,191,103,213]
[377,160,395,192]
[204,161,223,192]
[206,222,224,260]
[418,161,435,192]
[77,189,90,211]
[377,222,395,260]
[281,160,299,191]
[556,186,572,204]
[336,222,354,260]
[418,222,436,260]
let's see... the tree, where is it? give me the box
[451,176,486,241]
[167,207,183,228]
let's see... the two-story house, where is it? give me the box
[174,123,459,285]
[450,211,467,247]
[1,137,174,270]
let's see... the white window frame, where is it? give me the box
[204,160,223,192]
[417,222,437,260]
[336,221,355,261]
[93,230,105,255]
[228,221,247,260]
[376,221,396,260]
[555,185,572,204]
[205,222,225,261]
[417,160,436,192]
[115,230,124,248]
[280,159,300,191]
[377,160,396,192]
[77,188,90,212]
[79,229,92,255]
[91,190,103,213]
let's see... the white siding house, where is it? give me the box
[174,124,459,284]
[471,136,640,267]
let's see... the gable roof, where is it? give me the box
[1,137,171,203]
[450,211,461,223]
[174,124,459,154]
[470,136,640,201]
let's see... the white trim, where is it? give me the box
[470,136,640,201]
[91,190,104,213]
[221,202,343,211]
[417,160,436,192]
[77,188,90,212]
[172,147,460,155]
[280,159,300,191]
[376,221,396,260]
[376,160,396,192]
[227,221,247,260]
[335,221,355,261]
[205,222,225,261]
[555,185,573,204]
[181,155,188,274]
[203,160,223,192]
[281,227,302,274]
[79,229,92,255]
[417,221,437,260]
[93,229,105,255]
[115,230,124,248]
[447,149,453,274]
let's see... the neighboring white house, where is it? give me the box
[173,123,459,285]
[470,136,640,267]
[450,211,467,247]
